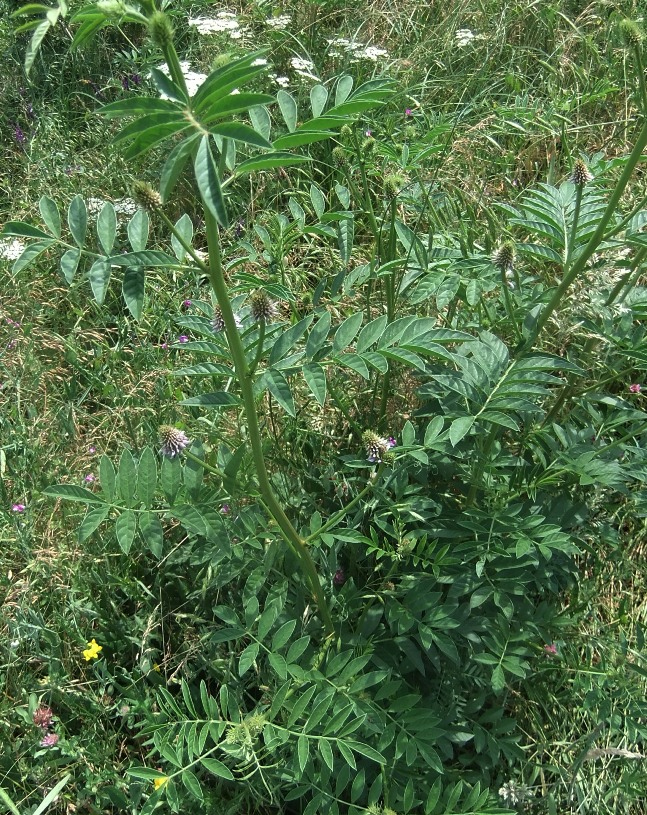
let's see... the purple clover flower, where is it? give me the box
[40,733,59,748]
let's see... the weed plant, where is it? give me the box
[1,1,647,814]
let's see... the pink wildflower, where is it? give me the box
[629,383,642,393]
[11,503,26,513]
[544,643,557,656]
[40,733,59,748]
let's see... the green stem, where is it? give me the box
[605,246,647,306]
[515,117,647,356]
[202,208,333,633]
[565,183,584,271]
[500,268,522,342]
[304,468,383,544]
[157,210,209,272]
[248,319,266,377]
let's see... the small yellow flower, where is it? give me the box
[82,638,103,661]
[153,777,168,790]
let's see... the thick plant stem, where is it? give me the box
[202,208,334,633]
[515,118,647,356]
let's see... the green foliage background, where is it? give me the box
[1,1,647,814]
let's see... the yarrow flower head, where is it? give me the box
[629,383,642,393]
[82,638,103,661]
[33,706,53,729]
[492,240,515,273]
[249,290,278,323]
[40,733,59,748]
[362,430,396,464]
[159,425,191,458]
[569,159,594,186]
[498,780,531,807]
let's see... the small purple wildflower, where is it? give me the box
[365,129,372,137]
[159,426,191,458]
[12,504,26,513]
[405,108,412,117]
[333,568,345,586]
[84,474,95,483]
[88,446,96,454]
[544,643,557,656]
[131,73,142,85]
[160,342,169,350]
[6,318,21,328]
[220,503,231,514]
[13,124,26,145]
[629,383,642,393]
[177,335,189,344]
[7,339,18,350]
[182,299,192,309]
[40,733,59,748]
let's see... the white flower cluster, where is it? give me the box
[455,28,484,47]
[188,12,246,39]
[290,57,318,80]
[327,38,389,62]
[156,61,207,97]
[0,238,26,261]
[265,14,291,30]
[271,75,290,88]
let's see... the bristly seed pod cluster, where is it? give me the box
[619,18,644,48]
[492,240,515,273]
[568,159,594,186]
[149,11,174,48]
[132,180,162,213]
[249,290,277,323]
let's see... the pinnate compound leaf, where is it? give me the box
[1,221,51,240]
[449,416,475,446]
[97,202,116,254]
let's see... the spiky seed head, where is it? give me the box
[97,0,127,17]
[212,53,234,70]
[362,430,395,464]
[362,136,376,153]
[158,425,190,458]
[492,240,515,272]
[211,306,226,332]
[619,18,644,48]
[383,173,404,199]
[149,11,174,48]
[132,180,162,213]
[249,290,277,322]
[332,146,348,168]
[568,159,594,186]
[340,124,353,139]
